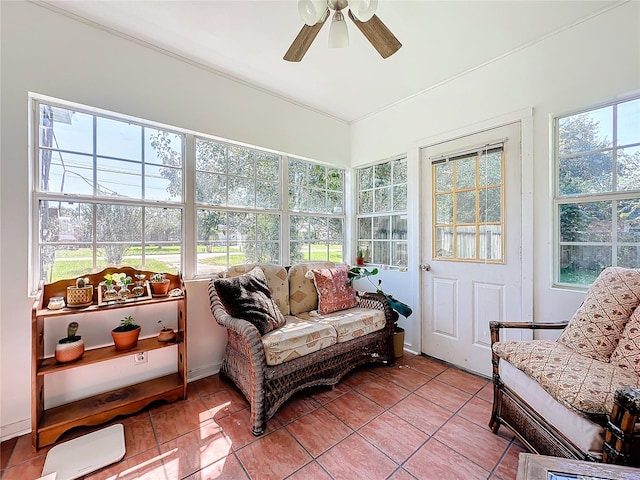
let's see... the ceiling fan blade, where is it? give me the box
[284,11,329,62]
[347,10,402,59]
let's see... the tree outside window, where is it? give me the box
[555,97,640,286]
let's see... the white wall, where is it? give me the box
[350,1,640,353]
[0,1,349,441]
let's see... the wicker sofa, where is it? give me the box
[490,267,640,466]
[208,262,396,435]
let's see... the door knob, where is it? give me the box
[420,263,431,271]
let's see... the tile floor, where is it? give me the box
[1,353,526,480]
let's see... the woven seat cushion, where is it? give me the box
[224,263,290,316]
[288,262,335,315]
[262,316,337,366]
[493,340,640,420]
[557,267,640,362]
[214,267,286,336]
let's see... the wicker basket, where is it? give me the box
[66,286,93,306]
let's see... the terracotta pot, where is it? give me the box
[158,328,176,342]
[111,326,141,351]
[150,280,170,296]
[356,257,365,266]
[55,338,85,363]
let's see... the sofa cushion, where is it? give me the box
[261,316,337,366]
[307,266,358,315]
[611,307,640,375]
[288,262,335,315]
[297,308,386,343]
[214,266,286,335]
[224,263,290,316]
[557,267,640,361]
[493,339,640,420]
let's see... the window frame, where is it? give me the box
[431,146,505,263]
[356,157,408,268]
[287,157,346,264]
[30,95,346,290]
[553,95,640,289]
[32,98,187,288]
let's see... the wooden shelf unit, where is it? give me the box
[31,267,187,450]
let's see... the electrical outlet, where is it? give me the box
[134,351,147,365]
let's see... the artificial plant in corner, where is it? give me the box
[348,266,412,358]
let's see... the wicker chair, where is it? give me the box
[208,277,395,436]
[490,321,640,466]
[489,264,640,468]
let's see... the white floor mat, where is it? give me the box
[41,423,126,480]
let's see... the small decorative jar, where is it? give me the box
[48,296,65,310]
[132,274,146,297]
[118,284,132,299]
[102,282,119,301]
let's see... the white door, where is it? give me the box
[420,122,523,377]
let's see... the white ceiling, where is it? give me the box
[41,0,619,123]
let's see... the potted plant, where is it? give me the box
[347,266,412,357]
[102,273,120,300]
[157,320,176,342]
[111,315,141,351]
[118,274,133,299]
[66,276,93,306]
[55,321,85,363]
[356,248,366,266]
[149,273,170,297]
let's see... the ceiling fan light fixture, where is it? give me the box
[349,0,378,22]
[328,10,349,48]
[298,0,328,26]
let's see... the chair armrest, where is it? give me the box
[490,321,568,344]
[357,291,396,334]
[207,280,266,370]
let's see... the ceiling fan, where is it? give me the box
[284,0,402,62]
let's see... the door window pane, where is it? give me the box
[432,147,505,262]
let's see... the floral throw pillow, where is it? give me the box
[308,266,358,315]
[213,266,286,335]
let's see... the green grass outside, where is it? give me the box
[559,268,599,286]
[56,246,185,258]
[48,244,343,282]
[200,253,246,266]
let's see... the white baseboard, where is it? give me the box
[187,362,221,382]
[1,418,31,443]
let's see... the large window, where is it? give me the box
[36,103,184,284]
[555,96,640,286]
[289,159,344,263]
[195,138,282,276]
[356,158,407,267]
[33,97,346,286]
